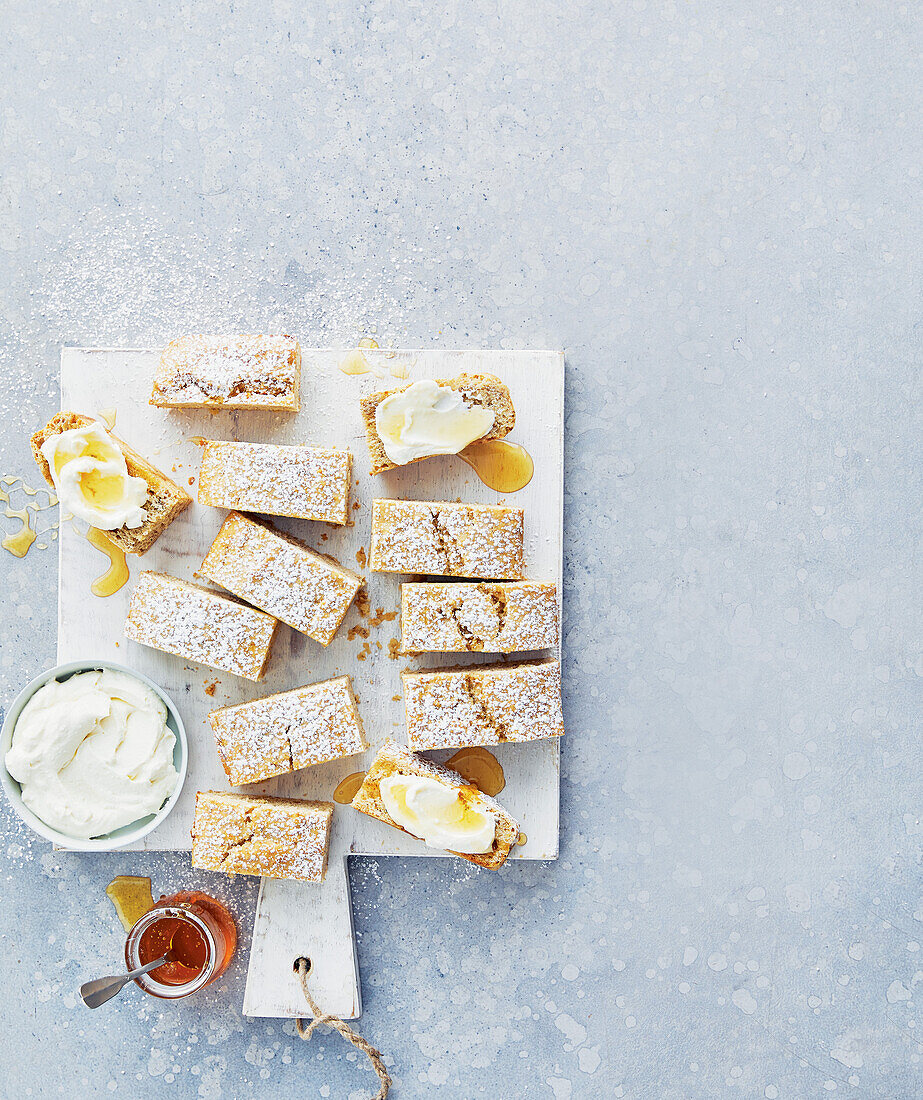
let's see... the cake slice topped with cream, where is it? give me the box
[360,373,516,473]
[40,421,148,530]
[375,379,496,465]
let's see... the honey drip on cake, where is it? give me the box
[333,771,367,804]
[444,747,505,796]
[458,440,534,493]
[87,527,130,597]
[107,875,156,932]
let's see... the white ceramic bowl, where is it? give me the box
[0,659,187,851]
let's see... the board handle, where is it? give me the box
[242,848,361,1019]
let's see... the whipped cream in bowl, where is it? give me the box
[1,661,187,850]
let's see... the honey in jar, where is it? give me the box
[124,890,236,999]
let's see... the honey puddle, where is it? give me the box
[2,509,36,557]
[517,833,528,846]
[107,875,155,932]
[338,350,371,376]
[458,440,534,493]
[0,477,58,556]
[444,747,505,796]
[338,338,380,377]
[86,527,130,597]
[333,771,367,804]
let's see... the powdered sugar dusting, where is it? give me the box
[401,581,558,653]
[124,571,277,681]
[402,658,564,750]
[369,499,524,579]
[198,442,351,524]
[199,512,362,645]
[191,791,332,882]
[153,334,300,410]
[209,677,367,786]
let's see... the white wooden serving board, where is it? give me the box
[58,347,564,1018]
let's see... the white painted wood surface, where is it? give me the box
[57,347,564,1019]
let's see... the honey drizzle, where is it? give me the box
[0,478,57,557]
[458,440,534,493]
[444,747,506,796]
[86,527,130,597]
[338,350,372,376]
[98,407,117,431]
[333,771,367,804]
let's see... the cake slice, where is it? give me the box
[151,334,301,410]
[402,658,564,751]
[351,741,519,869]
[30,412,191,555]
[401,581,558,653]
[360,374,515,474]
[197,441,352,524]
[369,499,524,579]
[198,512,362,645]
[124,571,278,681]
[191,790,333,881]
[209,676,368,786]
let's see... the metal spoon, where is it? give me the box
[80,953,172,1009]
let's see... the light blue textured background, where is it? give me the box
[0,2,920,1098]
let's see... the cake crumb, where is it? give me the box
[355,547,367,569]
[388,639,401,659]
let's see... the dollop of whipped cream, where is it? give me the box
[379,774,495,853]
[5,669,178,838]
[375,380,495,466]
[41,421,147,530]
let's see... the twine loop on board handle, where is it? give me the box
[294,957,392,1100]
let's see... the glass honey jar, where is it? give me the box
[124,890,236,999]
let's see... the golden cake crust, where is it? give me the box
[151,334,301,410]
[198,512,362,645]
[197,441,352,524]
[124,571,278,681]
[401,658,564,751]
[191,790,333,881]
[30,412,192,555]
[209,675,368,786]
[351,740,519,869]
[359,373,515,474]
[369,499,524,579]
